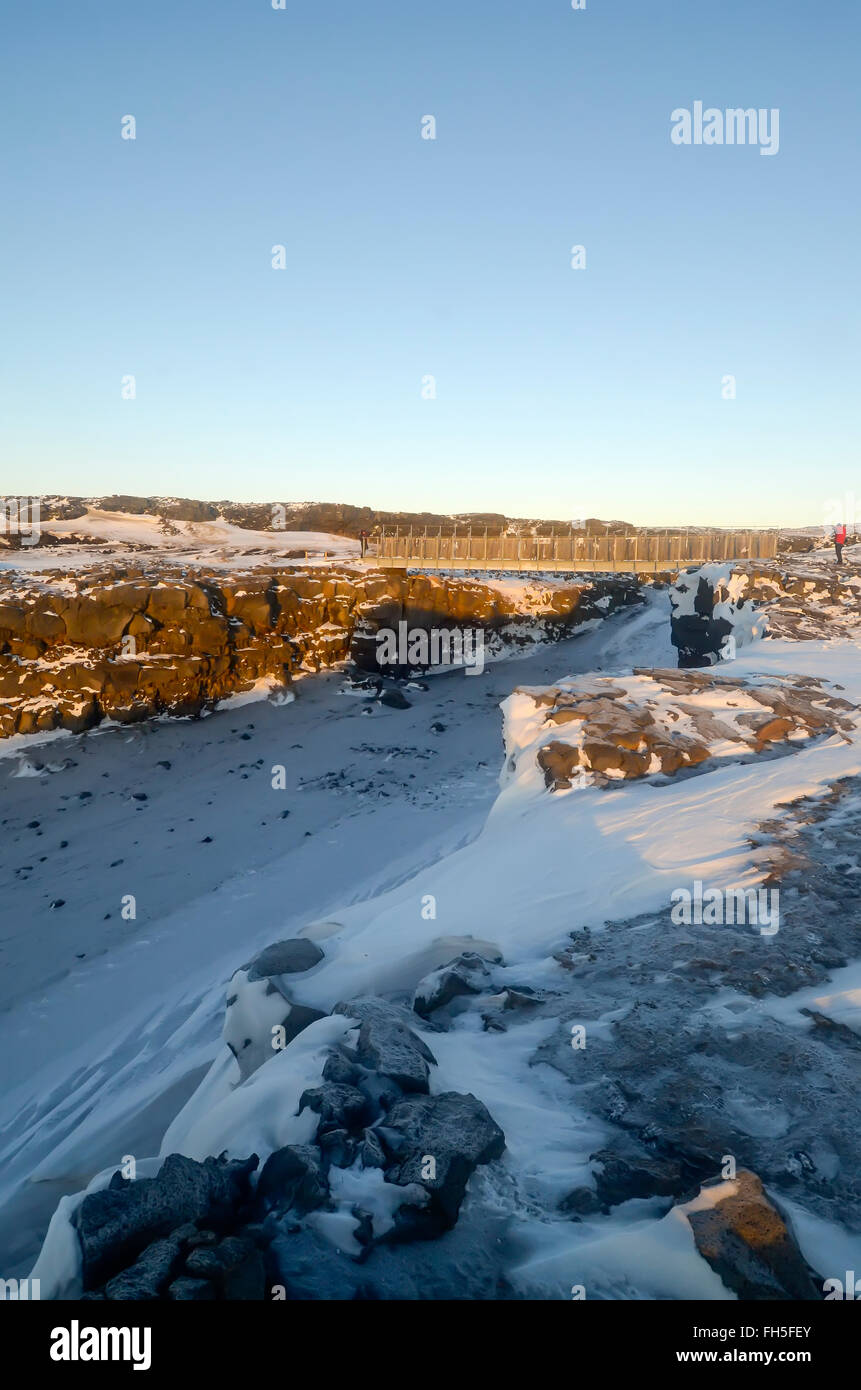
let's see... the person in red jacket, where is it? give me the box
[833,523,847,565]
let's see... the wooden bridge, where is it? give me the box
[375,527,782,574]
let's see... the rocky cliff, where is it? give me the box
[0,565,641,738]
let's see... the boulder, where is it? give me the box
[682,1170,821,1300]
[298,1083,369,1134]
[591,1146,684,1208]
[103,1233,184,1300]
[380,688,411,710]
[334,998,437,1094]
[412,953,491,1019]
[245,939,324,980]
[74,1153,258,1290]
[256,1144,329,1216]
[380,1091,505,1232]
[184,1234,266,1300]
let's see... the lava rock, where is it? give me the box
[379,688,411,710]
[318,1129,357,1169]
[168,1276,217,1301]
[184,1234,266,1300]
[256,1145,329,1216]
[299,1083,368,1134]
[591,1146,685,1209]
[104,1234,184,1300]
[322,1051,361,1086]
[74,1152,258,1290]
[412,953,491,1019]
[382,1091,506,1233]
[335,998,437,1094]
[245,939,324,980]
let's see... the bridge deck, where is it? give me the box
[374,527,780,574]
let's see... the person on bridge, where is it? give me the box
[833,523,847,565]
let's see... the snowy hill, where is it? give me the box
[0,506,359,572]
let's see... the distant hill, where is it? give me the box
[27,496,636,540]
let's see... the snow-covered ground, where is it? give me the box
[0,507,358,572]
[2,585,860,1299]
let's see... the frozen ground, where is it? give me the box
[2,586,860,1299]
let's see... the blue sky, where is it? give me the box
[1,0,859,525]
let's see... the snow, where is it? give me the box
[1,585,860,1298]
[1,507,359,573]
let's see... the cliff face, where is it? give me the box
[0,566,641,738]
[670,560,861,666]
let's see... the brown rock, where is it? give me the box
[684,1170,820,1300]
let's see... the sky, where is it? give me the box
[1,0,859,526]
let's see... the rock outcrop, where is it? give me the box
[0,564,641,739]
[506,669,856,792]
[670,559,861,666]
[74,1153,260,1295]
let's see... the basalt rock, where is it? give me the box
[74,1153,259,1290]
[0,563,641,738]
[334,997,438,1094]
[380,1091,506,1234]
[256,1145,329,1217]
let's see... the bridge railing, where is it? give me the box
[374,528,781,572]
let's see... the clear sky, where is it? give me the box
[2,0,859,525]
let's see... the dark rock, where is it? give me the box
[256,1145,329,1216]
[335,997,437,1094]
[359,1128,387,1170]
[184,1235,266,1300]
[380,688,411,709]
[322,1051,360,1086]
[168,1276,217,1301]
[592,1147,685,1208]
[104,1234,183,1300]
[299,1083,368,1134]
[318,1129,356,1169]
[74,1152,258,1290]
[245,939,324,980]
[382,1091,506,1232]
[558,1187,602,1217]
[412,953,491,1018]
